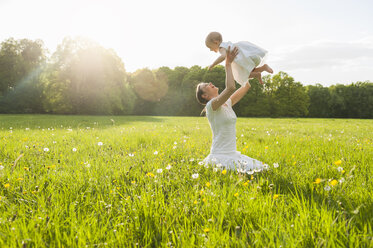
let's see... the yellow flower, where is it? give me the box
[330,180,338,186]
[146,172,155,177]
[273,194,279,200]
[265,146,268,150]
[205,182,211,187]
[200,190,204,195]
[116,187,120,190]
[131,181,136,184]
[203,228,210,233]
[24,167,29,171]
[222,170,227,175]
[251,175,254,180]
[31,191,37,194]
[193,200,198,205]
[202,198,206,203]
[16,178,23,181]
[314,178,322,184]
[4,183,10,188]
[243,182,249,187]
[334,160,342,166]
[234,193,239,197]
[341,170,345,174]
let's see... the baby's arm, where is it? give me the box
[208,48,227,70]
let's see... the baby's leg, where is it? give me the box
[249,71,263,84]
[253,64,273,74]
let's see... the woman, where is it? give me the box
[196,47,266,174]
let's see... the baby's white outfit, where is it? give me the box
[219,41,267,85]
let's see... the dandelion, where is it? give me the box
[243,181,249,187]
[203,228,210,233]
[341,170,345,174]
[4,183,10,188]
[16,178,23,181]
[222,169,227,175]
[337,167,343,172]
[202,198,206,202]
[334,160,342,166]
[192,173,199,179]
[98,142,103,146]
[273,163,279,168]
[43,148,49,152]
[193,200,198,204]
[234,193,239,197]
[265,146,268,150]
[154,151,158,155]
[146,172,155,177]
[330,180,338,186]
[324,185,331,191]
[131,181,136,184]
[314,178,322,184]
[156,169,163,174]
[206,182,211,187]
[273,194,279,200]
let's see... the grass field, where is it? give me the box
[0,115,372,247]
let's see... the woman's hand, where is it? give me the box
[225,46,238,65]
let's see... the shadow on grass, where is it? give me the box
[0,114,168,130]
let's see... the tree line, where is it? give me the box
[0,37,372,118]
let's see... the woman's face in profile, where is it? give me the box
[201,82,218,100]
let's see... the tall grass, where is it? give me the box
[0,115,372,247]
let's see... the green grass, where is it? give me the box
[0,115,372,247]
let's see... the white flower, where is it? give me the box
[198,162,204,166]
[174,142,177,145]
[156,169,163,174]
[154,151,158,155]
[0,165,4,170]
[9,127,12,130]
[98,142,103,146]
[72,148,77,152]
[192,173,199,179]
[216,163,222,168]
[213,168,218,172]
[173,146,177,149]
[189,158,194,162]
[324,186,331,191]
[337,167,343,172]
[263,164,269,169]
[25,128,29,131]
[273,163,279,168]
[128,153,134,157]
[43,148,49,152]
[166,165,172,170]
[339,178,345,183]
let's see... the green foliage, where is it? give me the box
[0,115,372,246]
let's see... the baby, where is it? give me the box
[206,31,273,85]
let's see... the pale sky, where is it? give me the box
[1,0,373,86]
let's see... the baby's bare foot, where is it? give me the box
[263,64,273,74]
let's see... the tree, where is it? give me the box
[42,37,135,114]
[307,84,331,117]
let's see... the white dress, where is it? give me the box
[220,41,268,85]
[203,98,266,174]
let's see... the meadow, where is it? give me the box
[0,115,372,247]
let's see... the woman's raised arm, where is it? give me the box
[211,46,239,111]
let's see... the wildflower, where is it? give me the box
[337,167,343,172]
[222,170,227,175]
[203,228,210,233]
[193,200,198,204]
[265,146,268,150]
[330,180,338,186]
[0,165,4,170]
[154,151,158,155]
[314,178,322,184]
[166,164,172,170]
[341,170,345,174]
[334,160,342,166]
[324,186,331,191]
[273,163,279,168]
[192,173,199,179]
[202,198,206,202]
[234,193,239,197]
[146,172,155,177]
[339,178,345,184]
[16,178,23,181]
[72,148,77,152]
[128,153,134,157]
[200,190,204,195]
[131,181,136,184]
[43,148,49,152]
[243,181,249,187]
[4,183,10,188]
[206,182,211,187]
[198,162,204,166]
[98,142,103,146]
[156,169,163,174]
[273,194,279,200]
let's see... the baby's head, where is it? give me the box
[205,32,222,53]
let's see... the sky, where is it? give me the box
[1,0,373,86]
